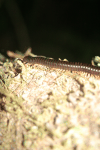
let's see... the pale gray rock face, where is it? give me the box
[1,57,100,150]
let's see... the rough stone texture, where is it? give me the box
[0,58,100,150]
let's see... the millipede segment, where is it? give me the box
[23,56,100,76]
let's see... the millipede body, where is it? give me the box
[23,56,100,76]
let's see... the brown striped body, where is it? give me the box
[23,56,100,77]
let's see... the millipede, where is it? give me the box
[23,56,100,77]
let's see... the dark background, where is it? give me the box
[0,0,100,63]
